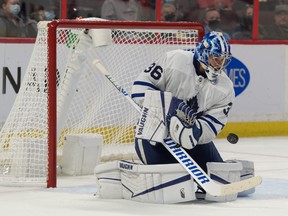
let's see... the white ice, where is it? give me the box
[1,137,287,216]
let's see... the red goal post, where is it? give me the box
[0,19,204,188]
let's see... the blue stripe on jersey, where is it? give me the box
[192,120,202,141]
[133,81,159,90]
[131,93,145,99]
[198,117,217,135]
[160,91,166,122]
[205,114,225,129]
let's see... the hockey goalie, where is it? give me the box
[95,31,258,203]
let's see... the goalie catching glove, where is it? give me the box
[166,96,202,149]
[169,116,202,149]
[134,90,202,149]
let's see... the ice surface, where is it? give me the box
[1,137,287,216]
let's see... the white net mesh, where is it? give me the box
[0,20,203,184]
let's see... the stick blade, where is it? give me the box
[220,176,262,196]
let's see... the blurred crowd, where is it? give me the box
[0,0,287,40]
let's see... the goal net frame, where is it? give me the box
[0,20,204,188]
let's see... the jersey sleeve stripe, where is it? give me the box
[204,114,225,128]
[198,117,217,135]
[160,91,166,122]
[131,93,145,99]
[133,81,160,90]
[192,120,202,142]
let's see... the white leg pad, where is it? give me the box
[94,161,122,199]
[204,161,243,202]
[95,160,197,204]
[120,161,196,204]
[237,160,255,196]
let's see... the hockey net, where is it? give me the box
[0,19,204,187]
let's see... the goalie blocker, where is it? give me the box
[95,159,255,203]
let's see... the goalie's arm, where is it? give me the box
[195,109,230,145]
[196,94,234,144]
[131,57,168,106]
[168,94,234,149]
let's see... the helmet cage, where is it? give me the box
[209,50,231,71]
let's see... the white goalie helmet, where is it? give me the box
[195,31,232,83]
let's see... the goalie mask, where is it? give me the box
[195,31,231,84]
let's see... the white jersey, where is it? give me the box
[131,49,235,144]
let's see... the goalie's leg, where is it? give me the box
[135,138,176,165]
[95,160,197,204]
[135,138,223,173]
[190,141,224,173]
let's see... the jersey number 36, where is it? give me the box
[144,63,163,80]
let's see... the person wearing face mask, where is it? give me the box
[44,10,55,21]
[0,0,25,37]
[203,8,231,40]
[263,4,288,40]
[232,4,266,40]
[232,4,253,40]
[30,5,56,22]
[161,2,182,22]
[0,0,36,37]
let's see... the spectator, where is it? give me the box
[161,2,182,21]
[30,5,56,22]
[30,6,45,22]
[43,6,56,21]
[232,4,253,39]
[30,5,55,22]
[232,4,266,40]
[101,0,142,21]
[203,8,231,40]
[264,4,288,40]
[0,0,36,37]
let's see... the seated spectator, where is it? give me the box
[30,6,56,22]
[232,4,266,40]
[101,0,142,21]
[203,8,231,40]
[232,4,253,39]
[161,2,182,21]
[219,9,239,35]
[263,4,288,40]
[0,0,37,37]
[30,6,45,22]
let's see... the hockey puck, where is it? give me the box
[227,133,239,144]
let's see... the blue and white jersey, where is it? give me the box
[131,49,235,144]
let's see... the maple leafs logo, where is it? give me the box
[186,96,199,114]
[176,96,199,126]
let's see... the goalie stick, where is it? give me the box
[93,59,262,197]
